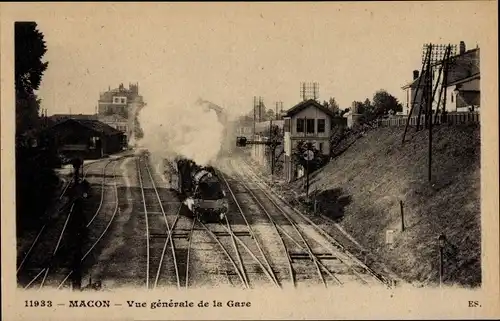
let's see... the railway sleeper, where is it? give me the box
[205,268,239,276]
[289,252,338,260]
[138,211,165,215]
[149,232,188,239]
[212,231,251,237]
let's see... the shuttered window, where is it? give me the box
[306,119,315,133]
[317,119,325,133]
[296,119,305,132]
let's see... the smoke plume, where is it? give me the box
[137,99,225,166]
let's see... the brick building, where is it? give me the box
[98,83,145,141]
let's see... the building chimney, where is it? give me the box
[413,70,419,80]
[460,41,466,54]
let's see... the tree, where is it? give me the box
[264,108,276,121]
[291,141,326,174]
[15,22,49,136]
[323,97,340,115]
[329,97,340,115]
[372,90,403,117]
[15,22,57,232]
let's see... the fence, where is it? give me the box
[376,112,480,127]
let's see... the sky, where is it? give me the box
[4,2,490,118]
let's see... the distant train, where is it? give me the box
[170,157,228,222]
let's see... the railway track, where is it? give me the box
[221,165,324,288]
[136,155,181,289]
[237,159,392,287]
[216,171,283,289]
[56,160,122,289]
[139,155,250,289]
[224,158,385,288]
[17,160,104,277]
[19,158,121,289]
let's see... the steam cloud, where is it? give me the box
[137,99,225,167]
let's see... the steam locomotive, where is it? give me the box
[171,157,228,222]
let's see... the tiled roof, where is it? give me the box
[43,118,123,136]
[447,73,480,88]
[50,114,98,122]
[284,99,335,118]
[75,119,123,136]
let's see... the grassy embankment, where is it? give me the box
[250,124,481,287]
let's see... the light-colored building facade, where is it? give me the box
[98,83,145,142]
[445,74,480,113]
[401,70,425,116]
[97,114,129,133]
[282,99,334,182]
[402,42,480,115]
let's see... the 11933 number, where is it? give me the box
[25,300,52,307]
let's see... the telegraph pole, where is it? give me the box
[427,44,433,182]
[71,197,84,291]
[70,158,84,291]
[304,116,310,199]
[253,96,256,140]
[269,119,274,180]
[259,96,263,122]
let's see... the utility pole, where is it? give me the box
[269,119,274,180]
[253,96,257,158]
[427,44,433,182]
[69,158,86,291]
[438,234,447,287]
[400,200,405,232]
[304,116,310,199]
[259,96,263,122]
[71,197,84,291]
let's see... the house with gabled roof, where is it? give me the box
[402,41,480,115]
[282,99,335,182]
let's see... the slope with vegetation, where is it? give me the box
[289,124,481,287]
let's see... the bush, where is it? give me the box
[16,144,59,231]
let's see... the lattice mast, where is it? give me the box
[300,82,319,101]
[402,43,457,182]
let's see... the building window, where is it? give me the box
[113,96,127,104]
[318,142,323,153]
[306,119,315,134]
[317,119,325,133]
[296,119,305,132]
[451,94,454,103]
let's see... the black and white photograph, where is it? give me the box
[2,2,498,320]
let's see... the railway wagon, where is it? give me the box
[173,157,228,222]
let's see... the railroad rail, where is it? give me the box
[226,158,386,288]
[19,158,120,289]
[57,160,121,289]
[136,155,180,289]
[237,158,393,287]
[217,170,282,288]
[17,160,102,276]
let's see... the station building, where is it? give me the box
[39,118,126,160]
